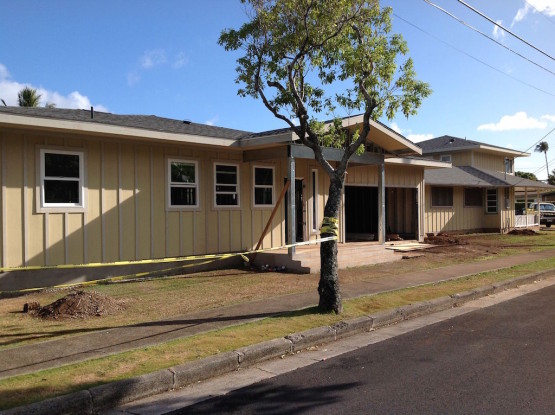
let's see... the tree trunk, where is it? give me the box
[318,176,343,313]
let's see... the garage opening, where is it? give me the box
[344,186,418,242]
[345,186,378,241]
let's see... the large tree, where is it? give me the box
[18,86,42,107]
[535,141,549,180]
[220,0,430,313]
[515,171,538,181]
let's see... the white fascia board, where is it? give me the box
[339,114,422,155]
[478,144,530,158]
[0,113,238,147]
[385,157,451,169]
[238,131,295,148]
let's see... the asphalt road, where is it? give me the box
[168,284,555,415]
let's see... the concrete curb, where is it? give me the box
[2,270,553,415]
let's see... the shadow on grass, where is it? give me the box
[0,306,329,378]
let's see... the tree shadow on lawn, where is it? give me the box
[2,306,326,351]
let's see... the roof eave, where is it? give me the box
[0,113,239,148]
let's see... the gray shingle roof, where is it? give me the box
[418,135,519,155]
[425,165,555,190]
[0,106,252,140]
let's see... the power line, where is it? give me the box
[392,13,555,97]
[457,0,555,62]
[422,0,555,76]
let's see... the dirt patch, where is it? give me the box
[424,233,467,245]
[26,291,126,320]
[508,229,538,236]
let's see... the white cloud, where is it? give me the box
[205,116,219,126]
[492,20,506,40]
[512,0,555,26]
[127,71,141,86]
[477,112,547,131]
[140,49,167,69]
[0,63,10,80]
[389,122,433,143]
[407,133,434,143]
[0,62,107,111]
[541,114,555,122]
[172,52,188,69]
[390,122,402,134]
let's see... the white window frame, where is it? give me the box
[214,162,240,208]
[167,158,199,209]
[311,169,319,233]
[440,154,452,163]
[39,148,85,210]
[253,165,275,207]
[486,188,498,214]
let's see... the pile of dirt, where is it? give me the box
[25,290,125,320]
[424,233,466,245]
[508,229,537,236]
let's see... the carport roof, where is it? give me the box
[426,166,555,191]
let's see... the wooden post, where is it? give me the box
[250,180,291,263]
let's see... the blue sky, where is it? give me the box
[1,0,554,179]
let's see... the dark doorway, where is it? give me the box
[385,187,418,240]
[344,186,378,241]
[285,179,304,243]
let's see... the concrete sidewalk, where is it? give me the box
[1,248,554,380]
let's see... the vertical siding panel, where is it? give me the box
[231,210,241,251]
[120,144,136,260]
[195,207,206,255]
[103,142,119,262]
[22,136,28,266]
[86,141,101,262]
[136,146,151,259]
[219,211,232,254]
[206,208,219,253]
[180,212,194,255]
[5,136,24,267]
[166,212,180,257]
[48,213,65,265]
[67,213,84,264]
[0,134,5,267]
[151,147,165,258]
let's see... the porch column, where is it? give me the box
[288,149,296,255]
[525,188,528,227]
[378,162,386,244]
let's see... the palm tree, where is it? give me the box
[17,86,41,107]
[535,141,549,180]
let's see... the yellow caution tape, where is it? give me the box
[320,216,339,236]
[0,236,338,295]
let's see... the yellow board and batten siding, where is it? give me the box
[424,186,512,233]
[0,128,287,268]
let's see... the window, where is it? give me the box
[311,169,318,232]
[440,154,452,163]
[253,166,274,206]
[40,149,84,208]
[431,187,453,207]
[168,159,198,207]
[486,188,497,213]
[214,163,239,207]
[464,188,483,207]
[504,158,513,174]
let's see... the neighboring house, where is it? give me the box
[419,135,555,234]
[0,107,445,290]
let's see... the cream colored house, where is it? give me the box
[0,107,447,290]
[420,135,554,234]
